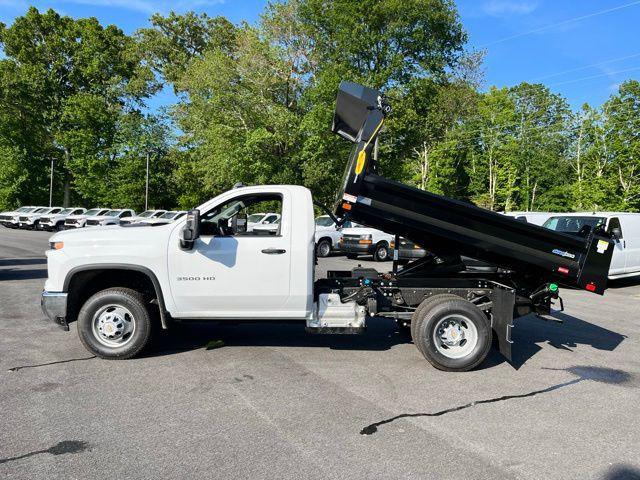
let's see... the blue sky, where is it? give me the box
[1,0,639,111]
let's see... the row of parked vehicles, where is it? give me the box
[0,206,187,231]
[2,205,637,277]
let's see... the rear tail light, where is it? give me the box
[586,283,597,292]
[557,266,569,275]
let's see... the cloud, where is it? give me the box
[481,0,538,17]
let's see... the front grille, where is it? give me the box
[65,219,78,225]
[86,220,100,226]
[40,217,51,223]
[0,215,10,221]
[342,234,361,243]
[19,216,29,222]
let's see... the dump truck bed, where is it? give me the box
[332,81,613,294]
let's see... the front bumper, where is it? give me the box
[338,241,375,254]
[41,291,69,330]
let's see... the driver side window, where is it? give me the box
[200,193,283,237]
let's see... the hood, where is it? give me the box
[50,221,173,245]
[340,227,385,236]
[85,215,113,221]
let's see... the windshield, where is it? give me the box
[33,208,48,213]
[247,214,264,223]
[105,210,122,217]
[160,211,178,219]
[84,209,102,216]
[139,210,155,218]
[17,207,32,212]
[59,208,74,214]
[543,216,606,233]
[315,216,334,227]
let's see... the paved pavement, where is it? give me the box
[1,227,639,479]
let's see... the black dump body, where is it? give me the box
[332,81,614,295]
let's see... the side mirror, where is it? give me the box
[180,209,200,250]
[611,227,622,240]
[233,212,247,234]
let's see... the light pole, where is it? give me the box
[145,151,150,211]
[49,158,54,207]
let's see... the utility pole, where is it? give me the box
[49,158,54,207]
[145,151,150,211]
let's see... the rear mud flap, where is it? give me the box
[491,288,515,361]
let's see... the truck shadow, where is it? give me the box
[509,311,626,369]
[146,312,626,371]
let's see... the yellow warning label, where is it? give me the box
[596,239,609,254]
[355,150,366,175]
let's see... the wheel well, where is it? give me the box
[317,236,332,246]
[66,269,164,327]
[376,240,389,248]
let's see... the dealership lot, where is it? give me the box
[1,228,639,479]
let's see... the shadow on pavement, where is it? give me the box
[0,258,46,267]
[510,311,626,369]
[144,311,626,372]
[0,268,48,281]
[607,276,640,289]
[602,464,640,480]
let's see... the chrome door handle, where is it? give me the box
[261,248,286,254]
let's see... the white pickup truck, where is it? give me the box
[39,208,87,231]
[41,81,613,372]
[338,224,394,261]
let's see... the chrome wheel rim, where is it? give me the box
[319,241,331,257]
[92,304,136,348]
[432,314,478,359]
[377,247,388,260]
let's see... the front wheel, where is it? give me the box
[316,239,332,258]
[77,288,152,359]
[411,294,491,372]
[373,243,390,262]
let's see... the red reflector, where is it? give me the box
[586,283,596,292]
[558,266,569,275]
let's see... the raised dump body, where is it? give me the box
[332,81,613,295]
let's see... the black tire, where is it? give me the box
[316,238,332,258]
[412,294,491,372]
[55,222,65,231]
[373,242,390,262]
[346,253,358,260]
[77,287,152,359]
[410,294,460,353]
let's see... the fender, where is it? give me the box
[64,263,170,329]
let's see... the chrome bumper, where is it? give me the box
[41,291,69,330]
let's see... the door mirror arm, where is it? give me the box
[180,209,201,250]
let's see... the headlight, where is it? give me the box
[359,234,372,240]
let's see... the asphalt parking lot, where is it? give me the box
[1,227,639,479]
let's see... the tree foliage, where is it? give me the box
[1,4,639,215]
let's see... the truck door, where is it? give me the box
[619,216,640,274]
[607,217,626,276]
[168,192,291,317]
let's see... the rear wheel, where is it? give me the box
[316,239,332,258]
[77,288,152,359]
[411,294,491,372]
[373,242,390,262]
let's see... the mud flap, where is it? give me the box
[491,288,515,361]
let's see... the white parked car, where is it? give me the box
[18,207,64,229]
[65,208,110,229]
[139,211,187,225]
[541,212,640,279]
[247,212,281,232]
[504,211,553,226]
[85,209,136,227]
[120,209,167,225]
[338,224,394,261]
[252,217,280,235]
[38,208,87,231]
[0,206,41,228]
[314,215,352,257]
